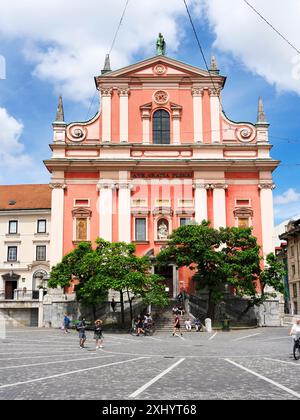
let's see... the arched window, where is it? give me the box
[153,110,170,144]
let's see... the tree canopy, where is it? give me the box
[49,238,168,325]
[157,221,285,320]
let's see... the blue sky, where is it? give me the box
[0,0,299,225]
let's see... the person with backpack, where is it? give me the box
[63,313,71,334]
[77,317,87,348]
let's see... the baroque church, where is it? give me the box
[45,39,278,298]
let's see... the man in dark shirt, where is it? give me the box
[77,317,87,348]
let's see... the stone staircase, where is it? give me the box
[154,306,193,333]
[282,314,300,326]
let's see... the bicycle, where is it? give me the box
[293,337,300,360]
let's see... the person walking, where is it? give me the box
[94,320,104,349]
[63,313,71,334]
[77,317,87,349]
[172,314,183,337]
[111,297,117,312]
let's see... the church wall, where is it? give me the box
[63,184,99,255]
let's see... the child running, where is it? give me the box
[94,319,104,349]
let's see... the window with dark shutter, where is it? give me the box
[135,218,146,241]
[153,110,170,144]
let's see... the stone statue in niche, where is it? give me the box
[76,218,87,241]
[157,220,168,240]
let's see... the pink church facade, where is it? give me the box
[45,55,279,297]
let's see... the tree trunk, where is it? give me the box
[92,304,96,321]
[120,290,125,328]
[127,288,133,323]
[206,290,216,321]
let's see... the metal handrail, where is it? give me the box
[0,289,41,301]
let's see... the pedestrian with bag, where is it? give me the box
[94,319,104,349]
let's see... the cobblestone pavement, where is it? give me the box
[0,326,299,400]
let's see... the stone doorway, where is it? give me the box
[154,265,174,298]
[5,281,17,300]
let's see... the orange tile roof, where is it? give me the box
[0,185,51,210]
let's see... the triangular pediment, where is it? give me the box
[96,56,221,80]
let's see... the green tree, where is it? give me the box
[158,221,224,319]
[48,242,108,319]
[157,222,284,320]
[49,238,168,326]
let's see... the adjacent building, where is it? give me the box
[0,185,51,326]
[279,219,300,315]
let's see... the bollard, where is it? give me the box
[205,318,212,333]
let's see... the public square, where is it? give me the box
[0,326,299,400]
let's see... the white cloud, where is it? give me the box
[274,188,300,205]
[0,0,200,103]
[202,0,300,95]
[0,107,35,183]
[274,188,300,222]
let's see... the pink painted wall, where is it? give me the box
[63,184,99,255]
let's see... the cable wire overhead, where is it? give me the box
[243,0,300,55]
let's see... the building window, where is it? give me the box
[294,301,298,315]
[7,246,17,262]
[236,199,250,207]
[74,199,90,207]
[9,221,18,234]
[180,218,191,226]
[153,109,170,144]
[135,218,147,241]
[291,246,295,258]
[76,218,87,241]
[36,246,46,262]
[238,218,250,228]
[37,220,47,234]
[293,283,298,298]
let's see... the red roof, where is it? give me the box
[0,185,51,210]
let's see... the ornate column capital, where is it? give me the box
[117,182,134,190]
[97,181,116,191]
[208,87,222,97]
[258,183,276,190]
[193,181,210,190]
[49,183,67,190]
[117,87,130,97]
[191,87,204,97]
[100,87,113,97]
[210,183,228,190]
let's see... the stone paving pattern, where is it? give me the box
[0,326,299,400]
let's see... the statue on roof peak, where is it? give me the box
[156,33,166,56]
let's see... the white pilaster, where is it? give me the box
[118,182,132,243]
[172,117,180,145]
[49,183,66,267]
[192,88,204,143]
[259,183,275,257]
[101,88,112,143]
[212,183,227,228]
[97,181,115,241]
[209,88,221,143]
[118,88,129,143]
[193,181,209,223]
